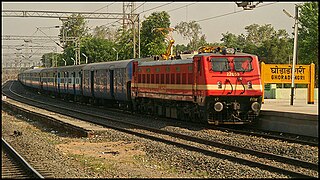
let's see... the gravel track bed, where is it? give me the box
[81,104,319,165]
[2,110,291,178]
[131,127,318,177]
[17,88,319,166]
[3,81,318,178]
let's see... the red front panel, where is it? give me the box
[198,55,263,97]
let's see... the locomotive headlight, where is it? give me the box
[247,81,252,89]
[214,102,224,112]
[251,102,260,112]
[217,81,222,89]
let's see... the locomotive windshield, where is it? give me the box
[233,57,253,72]
[211,57,230,72]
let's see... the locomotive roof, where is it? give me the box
[138,59,193,67]
[83,59,134,70]
[57,64,86,71]
[40,67,58,73]
[194,52,256,57]
[22,68,43,73]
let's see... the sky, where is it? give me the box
[2,1,301,64]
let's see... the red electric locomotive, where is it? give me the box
[131,48,262,125]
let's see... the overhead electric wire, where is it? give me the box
[87,2,117,31]
[92,2,115,13]
[137,2,174,14]
[132,2,146,13]
[167,2,197,13]
[101,2,173,29]
[195,2,277,23]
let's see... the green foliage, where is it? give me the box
[297,2,318,86]
[140,11,171,57]
[174,20,204,50]
[59,14,89,48]
[220,24,293,64]
[297,2,318,64]
[80,37,117,63]
[174,44,188,54]
[114,28,134,60]
[92,25,117,41]
[40,52,61,67]
[220,32,239,48]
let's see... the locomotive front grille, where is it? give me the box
[207,96,261,125]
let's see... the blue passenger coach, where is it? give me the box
[57,65,85,98]
[82,59,134,104]
[21,68,42,90]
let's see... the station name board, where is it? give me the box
[263,64,310,83]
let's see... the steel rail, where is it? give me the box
[2,80,318,178]
[1,138,44,179]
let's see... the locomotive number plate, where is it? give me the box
[227,72,240,76]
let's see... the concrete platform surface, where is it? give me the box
[262,99,318,116]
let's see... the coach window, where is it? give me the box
[68,72,72,83]
[65,72,67,84]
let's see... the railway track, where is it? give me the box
[1,138,44,179]
[2,80,318,178]
[108,107,318,147]
[4,80,318,147]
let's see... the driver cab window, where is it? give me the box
[234,57,253,72]
[211,57,230,72]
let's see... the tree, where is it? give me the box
[220,24,292,64]
[59,14,89,48]
[140,11,171,57]
[80,37,117,63]
[57,14,90,64]
[174,44,188,55]
[297,2,318,64]
[245,24,275,46]
[220,32,240,48]
[92,25,117,41]
[114,28,134,60]
[174,20,204,50]
[40,52,61,67]
[297,2,318,87]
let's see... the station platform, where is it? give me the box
[261,99,318,115]
[259,99,318,138]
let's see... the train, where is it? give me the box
[18,47,263,125]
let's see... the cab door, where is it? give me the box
[193,57,202,102]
